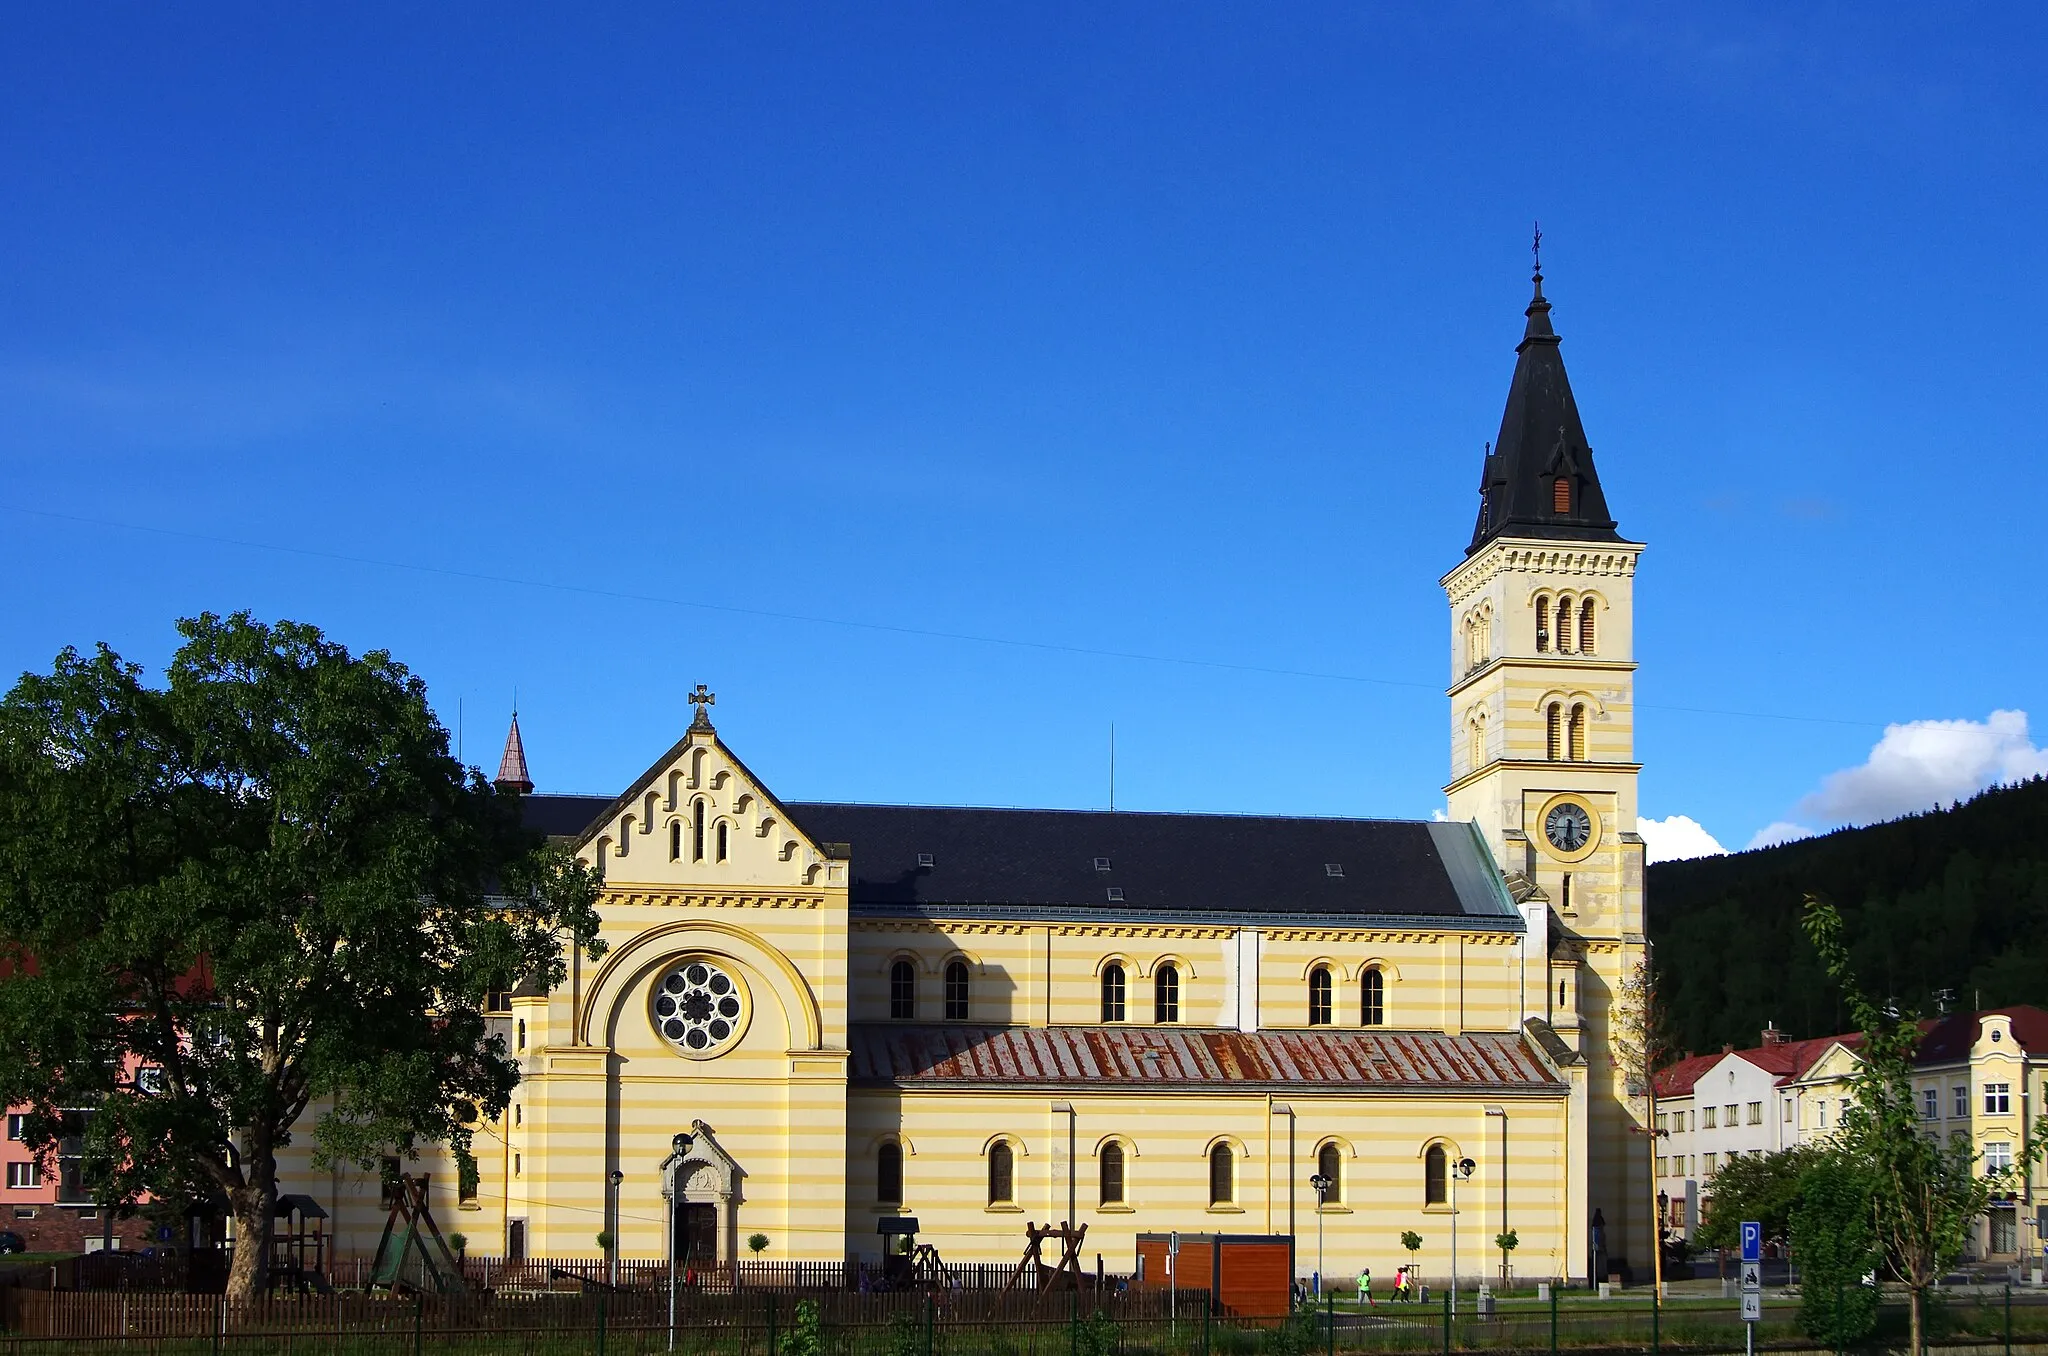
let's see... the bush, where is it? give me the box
[1078,1308,1121,1356]
[1791,1158,1881,1348]
[785,1299,823,1356]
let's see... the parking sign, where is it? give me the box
[1740,1220,1761,1263]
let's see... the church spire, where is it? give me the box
[1468,250,1622,555]
[495,712,534,794]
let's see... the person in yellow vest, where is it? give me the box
[1357,1264,1372,1308]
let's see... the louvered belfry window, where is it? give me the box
[1568,704,1587,761]
[1553,477,1572,512]
[1546,703,1563,761]
[1579,598,1597,654]
[1535,598,1550,652]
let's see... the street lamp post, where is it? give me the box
[1450,1157,1475,1317]
[608,1170,625,1290]
[1310,1173,1333,1298]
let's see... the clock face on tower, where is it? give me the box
[1544,802,1593,853]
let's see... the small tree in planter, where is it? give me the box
[1494,1230,1518,1289]
[448,1232,468,1262]
[748,1233,770,1258]
[596,1229,614,1258]
[1400,1232,1423,1298]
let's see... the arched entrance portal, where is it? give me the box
[663,1121,742,1270]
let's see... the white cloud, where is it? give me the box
[1430,808,1450,823]
[1639,814,1727,863]
[1793,709,2048,825]
[1745,821,1817,851]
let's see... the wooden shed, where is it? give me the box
[1134,1233,1293,1320]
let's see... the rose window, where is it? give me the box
[652,959,746,1055]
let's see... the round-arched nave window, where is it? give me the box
[652,958,748,1057]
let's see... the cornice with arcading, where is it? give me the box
[1264,927,1517,946]
[600,888,827,911]
[1442,543,1641,604]
[852,919,1037,938]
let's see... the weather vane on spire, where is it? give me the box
[1532,220,1543,276]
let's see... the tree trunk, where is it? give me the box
[225,1173,277,1303]
[1909,1286,1923,1356]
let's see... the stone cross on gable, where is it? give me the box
[688,684,715,712]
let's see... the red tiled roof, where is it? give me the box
[850,1024,1565,1092]
[1651,1007,2048,1099]
[1913,1006,2048,1064]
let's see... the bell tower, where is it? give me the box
[1440,259,1649,1280]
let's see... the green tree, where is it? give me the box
[748,1232,770,1256]
[1803,895,2048,1355]
[0,614,603,1302]
[1400,1230,1422,1278]
[1693,1145,1820,1252]
[1494,1230,1518,1286]
[1788,1152,1880,1349]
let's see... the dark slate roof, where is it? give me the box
[850,1024,1563,1092]
[1468,270,1626,555]
[785,803,1511,920]
[517,795,1515,923]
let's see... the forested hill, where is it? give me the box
[1647,776,2048,1057]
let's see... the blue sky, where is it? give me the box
[5,3,2046,858]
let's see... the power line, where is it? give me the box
[1,502,1883,730]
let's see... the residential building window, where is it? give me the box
[1655,1113,1668,1134]
[877,1143,904,1206]
[1726,1104,1739,1126]
[1317,1143,1342,1204]
[1153,965,1179,1024]
[987,1143,1014,1206]
[1308,967,1333,1026]
[1817,1101,1828,1129]
[1782,1099,1793,1123]
[4,1115,22,1142]
[1703,1153,1717,1176]
[1362,969,1385,1026]
[1955,1085,1969,1117]
[136,1067,165,1096]
[1985,1141,2013,1173]
[944,961,970,1021]
[1209,1144,1234,1205]
[1702,1106,1716,1129]
[889,961,917,1020]
[1424,1144,1447,1206]
[1099,1143,1125,1206]
[1985,1083,2011,1115]
[1656,1155,1668,1177]
[5,1162,41,1189]
[1747,1101,1763,1125]
[1922,1089,1939,1121]
[1101,965,1127,1023]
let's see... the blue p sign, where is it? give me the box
[1741,1221,1762,1263]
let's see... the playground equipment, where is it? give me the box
[366,1174,468,1295]
[1005,1221,1088,1293]
[877,1216,956,1291]
[267,1194,331,1294]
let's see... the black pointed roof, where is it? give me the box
[1468,270,1624,554]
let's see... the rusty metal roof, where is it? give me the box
[850,1024,1565,1093]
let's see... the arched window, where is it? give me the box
[1579,598,1597,654]
[715,820,729,862]
[1554,596,1573,654]
[1209,1144,1234,1205]
[593,842,607,883]
[987,1142,1014,1205]
[1101,964,1127,1023]
[517,1019,526,1051]
[1535,597,1551,653]
[1362,968,1385,1026]
[670,821,682,861]
[877,1142,904,1205]
[1468,717,1485,772]
[1099,1142,1125,1206]
[1568,704,1587,761]
[1561,873,1573,911]
[889,960,916,1020]
[692,799,706,862]
[1317,1143,1343,1204]
[1153,964,1180,1023]
[1424,1143,1447,1205]
[1553,477,1571,513]
[1308,967,1333,1026]
[944,960,970,1021]
[1546,703,1563,761]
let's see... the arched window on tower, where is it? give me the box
[987,1142,1015,1205]
[944,960,970,1021]
[1553,477,1572,513]
[1555,596,1573,654]
[1209,1144,1234,1205]
[1101,964,1127,1023]
[1099,1142,1126,1206]
[889,960,916,1020]
[669,821,681,861]
[1468,716,1486,773]
[692,798,706,862]
[1363,968,1385,1026]
[715,820,729,862]
[1308,967,1333,1026]
[877,1142,904,1205]
[1568,703,1588,761]
[1535,597,1551,653]
[1153,964,1180,1024]
[1317,1143,1343,1204]
[1424,1144,1448,1205]
[1546,703,1563,761]
[1579,598,1597,654]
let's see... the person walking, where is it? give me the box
[1357,1264,1373,1309]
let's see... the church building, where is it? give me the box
[272,266,1651,1285]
